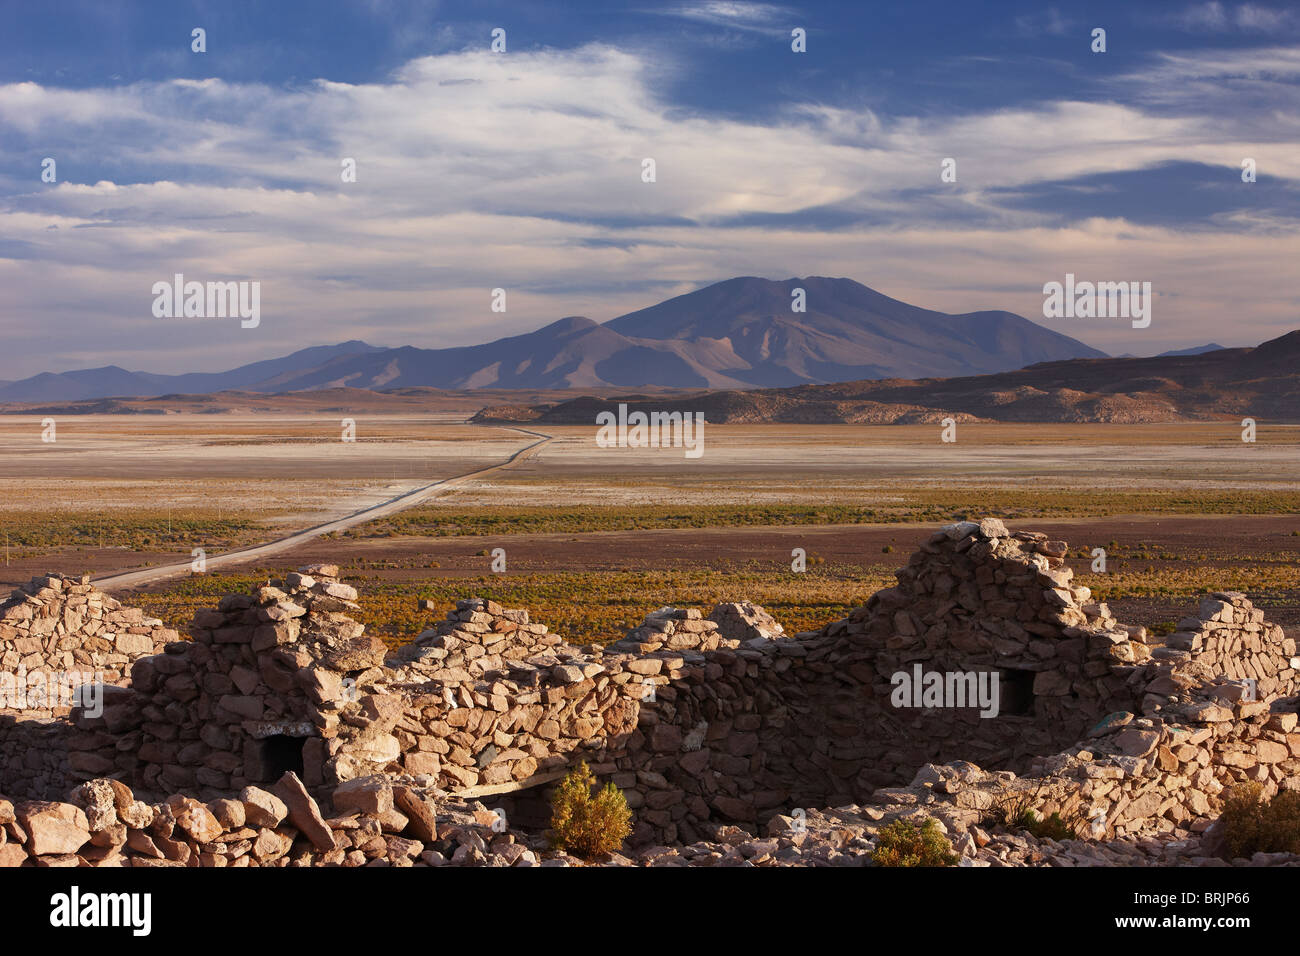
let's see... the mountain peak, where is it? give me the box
[599,274,1103,384]
[537,316,598,335]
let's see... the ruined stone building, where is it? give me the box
[0,518,1297,865]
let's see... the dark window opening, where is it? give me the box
[260,734,305,781]
[1000,668,1036,716]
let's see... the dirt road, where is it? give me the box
[92,426,551,591]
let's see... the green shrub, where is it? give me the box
[989,787,1085,841]
[1220,783,1300,857]
[1008,808,1075,841]
[548,761,633,860]
[871,817,958,867]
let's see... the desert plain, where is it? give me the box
[0,409,1296,647]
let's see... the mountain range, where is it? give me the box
[475,330,1300,425]
[0,277,1110,402]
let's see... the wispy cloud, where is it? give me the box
[643,1,797,37]
[1171,2,1297,33]
[1012,7,1075,38]
[1,40,1298,372]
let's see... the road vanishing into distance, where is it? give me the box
[93,425,552,592]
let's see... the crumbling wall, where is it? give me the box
[79,564,391,798]
[877,689,1300,845]
[0,574,181,801]
[606,519,1165,841]
[1158,591,1299,701]
[0,572,179,696]
[875,586,1300,843]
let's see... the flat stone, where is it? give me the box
[272,772,337,851]
[393,787,439,842]
[333,775,394,816]
[239,786,288,828]
[15,801,91,856]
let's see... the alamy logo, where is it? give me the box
[890,664,1000,718]
[152,273,260,328]
[50,886,151,936]
[595,403,705,459]
[1042,274,1151,328]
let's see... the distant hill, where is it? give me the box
[0,278,1105,402]
[0,341,385,403]
[1156,343,1226,357]
[475,330,1300,425]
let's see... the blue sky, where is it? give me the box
[1,0,1298,377]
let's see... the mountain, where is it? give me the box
[475,329,1300,425]
[602,276,1106,385]
[0,278,1106,401]
[0,340,384,404]
[1156,343,1226,357]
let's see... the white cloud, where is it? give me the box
[646,1,796,35]
[1235,4,1295,30]
[1172,2,1296,33]
[0,42,1297,375]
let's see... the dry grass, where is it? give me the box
[0,509,266,553]
[131,562,891,647]
[343,489,1300,540]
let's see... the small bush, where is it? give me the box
[1219,783,1300,857]
[871,817,958,867]
[990,787,1085,841]
[548,761,633,860]
[1008,808,1075,841]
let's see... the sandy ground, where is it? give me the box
[0,416,534,523]
[101,513,1299,580]
[87,428,550,590]
[0,418,1295,604]
[436,423,1300,506]
[0,415,522,479]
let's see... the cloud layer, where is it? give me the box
[1,37,1298,377]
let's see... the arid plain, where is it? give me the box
[0,411,1297,647]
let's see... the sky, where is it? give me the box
[1,0,1298,379]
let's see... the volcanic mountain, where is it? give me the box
[0,277,1106,401]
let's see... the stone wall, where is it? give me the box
[868,682,1299,848]
[0,572,180,698]
[0,573,182,801]
[1159,591,1299,701]
[79,564,390,798]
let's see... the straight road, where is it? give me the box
[94,425,551,591]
